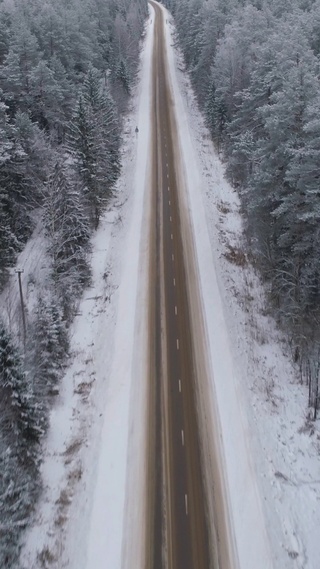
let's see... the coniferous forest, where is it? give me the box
[0,0,148,565]
[164,0,320,417]
[2,0,320,564]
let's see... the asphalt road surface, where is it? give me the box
[147,4,211,569]
[146,3,215,569]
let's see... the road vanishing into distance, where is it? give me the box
[146,3,233,569]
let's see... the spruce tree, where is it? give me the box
[0,188,18,287]
[116,59,131,94]
[67,67,120,227]
[31,296,68,395]
[0,322,40,443]
[44,161,91,315]
[205,81,227,152]
[0,322,41,566]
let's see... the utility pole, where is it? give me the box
[15,268,26,350]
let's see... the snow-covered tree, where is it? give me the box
[30,296,69,394]
[67,66,120,226]
[0,322,40,443]
[168,0,320,402]
[205,80,227,152]
[115,58,131,94]
[0,444,39,567]
[0,188,18,287]
[44,161,91,317]
[1,23,40,112]
[0,323,42,567]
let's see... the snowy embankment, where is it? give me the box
[18,5,320,569]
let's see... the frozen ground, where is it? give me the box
[16,6,320,569]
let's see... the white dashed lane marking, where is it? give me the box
[179,379,181,392]
[185,494,188,515]
[181,429,185,446]
[176,339,179,350]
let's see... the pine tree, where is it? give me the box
[246,24,319,273]
[1,23,40,113]
[67,67,120,227]
[0,18,9,65]
[0,111,35,247]
[0,102,25,287]
[98,88,121,189]
[205,81,227,152]
[0,50,23,116]
[67,95,96,212]
[0,188,19,287]
[44,161,91,315]
[13,110,51,199]
[28,60,64,130]
[31,296,68,394]
[0,324,41,566]
[48,55,75,142]
[0,444,39,566]
[0,322,40,443]
[116,58,131,94]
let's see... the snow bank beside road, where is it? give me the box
[84,11,154,569]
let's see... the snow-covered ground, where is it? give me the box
[0,214,50,338]
[16,5,320,569]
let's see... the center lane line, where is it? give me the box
[181,430,185,446]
